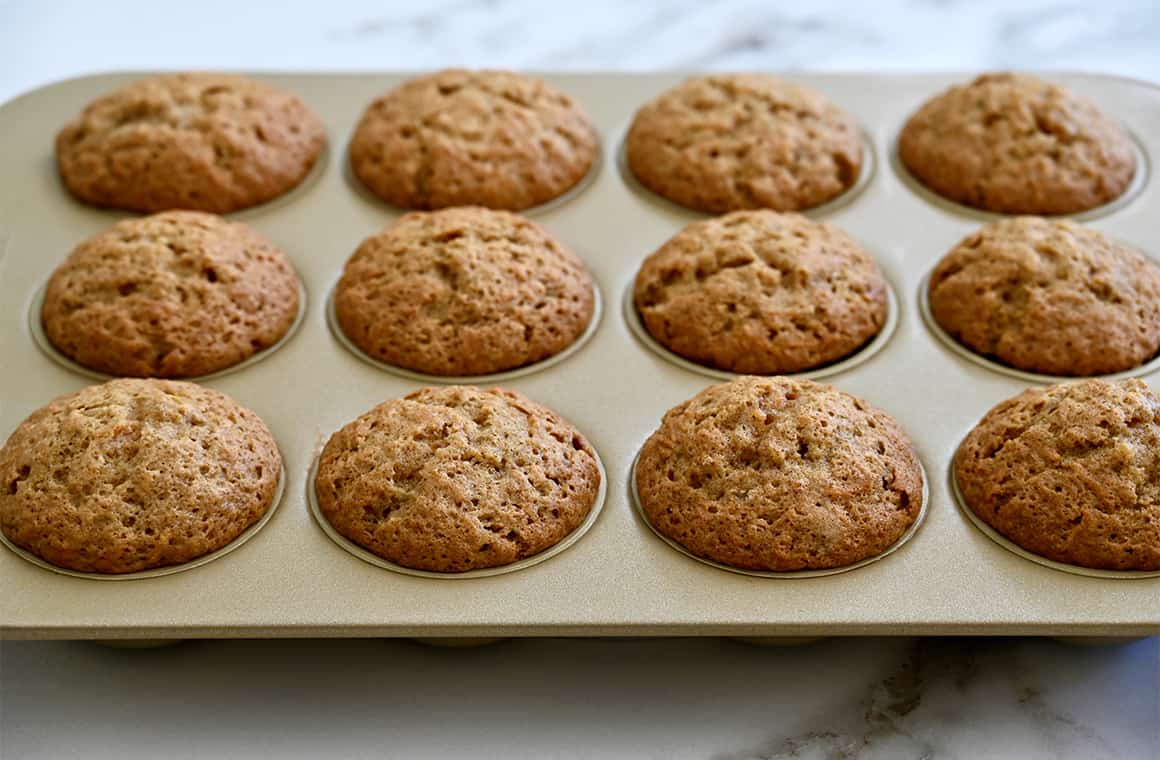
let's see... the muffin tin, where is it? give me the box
[2,72,1159,639]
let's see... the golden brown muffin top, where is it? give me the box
[636,376,923,572]
[42,211,301,378]
[314,385,601,573]
[56,73,326,213]
[899,72,1135,215]
[0,379,282,573]
[955,379,1160,570]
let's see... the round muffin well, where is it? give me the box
[41,211,302,379]
[313,386,602,573]
[349,69,598,211]
[0,379,282,574]
[55,72,326,214]
[625,74,864,214]
[633,211,888,375]
[898,72,1136,215]
[955,379,1160,571]
[635,376,924,572]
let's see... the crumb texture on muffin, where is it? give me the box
[0,379,282,574]
[314,385,601,572]
[625,74,863,213]
[635,376,923,571]
[955,379,1160,571]
[634,210,888,374]
[56,73,326,213]
[349,69,597,211]
[42,211,301,378]
[334,207,594,376]
[898,72,1136,215]
[929,217,1160,376]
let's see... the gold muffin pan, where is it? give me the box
[2,72,1160,639]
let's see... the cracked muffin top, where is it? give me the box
[313,385,601,573]
[928,217,1160,377]
[55,73,326,213]
[334,207,595,377]
[349,69,597,211]
[955,379,1160,571]
[898,72,1136,215]
[633,210,888,374]
[0,378,282,574]
[635,376,923,572]
[625,74,864,213]
[41,211,301,378]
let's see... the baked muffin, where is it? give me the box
[56,73,326,213]
[633,210,888,374]
[928,217,1160,376]
[898,72,1136,215]
[349,69,597,211]
[955,379,1160,571]
[625,75,863,213]
[0,379,282,574]
[334,207,595,376]
[635,376,923,571]
[42,211,301,378]
[314,386,601,573]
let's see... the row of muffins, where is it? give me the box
[37,205,1160,381]
[3,373,1158,576]
[55,70,1140,217]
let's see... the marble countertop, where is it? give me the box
[1,2,1159,759]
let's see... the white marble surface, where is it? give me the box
[2,2,1160,759]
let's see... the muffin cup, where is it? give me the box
[340,132,603,217]
[948,454,1160,579]
[325,276,603,384]
[306,447,608,579]
[628,450,928,579]
[890,130,1150,222]
[917,268,1160,383]
[615,122,877,220]
[29,278,309,383]
[0,464,286,581]
[623,275,899,382]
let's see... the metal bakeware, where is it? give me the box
[2,72,1159,639]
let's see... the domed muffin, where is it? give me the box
[314,385,601,573]
[633,210,888,374]
[928,217,1160,376]
[635,376,923,572]
[898,72,1135,215]
[349,69,597,211]
[56,73,325,213]
[0,379,282,573]
[955,379,1160,571]
[42,211,301,378]
[334,207,595,376]
[626,74,863,213]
